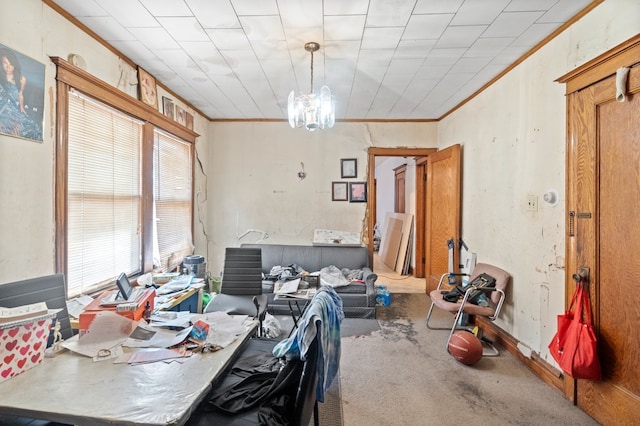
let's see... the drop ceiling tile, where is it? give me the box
[156,17,209,42]
[186,0,240,28]
[110,40,157,60]
[386,58,424,76]
[505,0,558,12]
[414,0,463,14]
[483,11,544,38]
[79,17,136,41]
[403,14,454,40]
[250,40,290,59]
[324,0,369,15]
[138,0,192,16]
[127,27,181,50]
[424,48,468,66]
[366,0,414,27]
[512,22,561,47]
[206,29,252,50]
[539,0,593,23]
[324,15,366,41]
[94,0,158,28]
[434,25,487,49]
[278,0,323,28]
[394,39,437,58]
[464,37,513,58]
[231,0,278,16]
[239,16,286,41]
[325,41,360,59]
[361,27,404,50]
[52,0,107,16]
[450,0,510,26]
[449,57,492,73]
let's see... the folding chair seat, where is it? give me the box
[426,263,510,356]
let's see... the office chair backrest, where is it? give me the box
[221,247,263,296]
[470,263,511,305]
[0,274,73,345]
[292,325,320,426]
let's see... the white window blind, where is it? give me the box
[67,92,142,296]
[153,130,193,272]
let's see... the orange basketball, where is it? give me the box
[448,331,483,365]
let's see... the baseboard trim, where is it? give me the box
[475,318,565,391]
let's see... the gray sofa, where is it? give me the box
[241,243,378,319]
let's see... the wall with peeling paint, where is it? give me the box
[437,0,639,363]
[202,122,437,276]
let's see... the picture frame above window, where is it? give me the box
[138,67,157,108]
[162,96,174,120]
[341,158,357,178]
[349,182,367,203]
[332,182,348,201]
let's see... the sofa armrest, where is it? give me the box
[362,267,378,287]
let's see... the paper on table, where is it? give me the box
[123,323,193,348]
[66,295,94,319]
[274,278,300,294]
[194,312,253,348]
[61,311,136,357]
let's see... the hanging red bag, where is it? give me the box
[548,284,582,365]
[557,283,602,381]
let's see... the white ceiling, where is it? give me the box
[50,0,594,121]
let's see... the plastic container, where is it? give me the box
[183,255,206,279]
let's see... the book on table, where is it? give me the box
[0,302,49,324]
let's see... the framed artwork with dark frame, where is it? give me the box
[341,158,357,178]
[138,67,157,108]
[349,182,367,202]
[162,96,174,120]
[332,182,348,201]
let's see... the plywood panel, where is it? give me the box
[380,217,403,270]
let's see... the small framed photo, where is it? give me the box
[185,112,194,130]
[349,182,367,203]
[138,67,158,108]
[176,105,186,126]
[332,182,348,201]
[162,96,174,120]
[341,158,357,178]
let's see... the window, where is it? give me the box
[67,93,143,295]
[153,130,193,272]
[54,57,197,298]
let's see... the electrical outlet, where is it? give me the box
[527,195,538,211]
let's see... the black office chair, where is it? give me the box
[185,328,320,426]
[204,247,268,335]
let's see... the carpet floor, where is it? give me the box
[339,293,599,426]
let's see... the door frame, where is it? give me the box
[366,148,437,268]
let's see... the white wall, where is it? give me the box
[438,0,640,363]
[204,122,436,276]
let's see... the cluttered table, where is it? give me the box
[0,311,257,426]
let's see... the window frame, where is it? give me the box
[53,57,198,296]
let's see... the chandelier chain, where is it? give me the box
[310,50,314,94]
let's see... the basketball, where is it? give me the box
[448,331,483,366]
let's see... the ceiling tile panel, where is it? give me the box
[138,0,192,16]
[156,17,209,42]
[449,0,510,26]
[403,14,454,40]
[239,16,286,41]
[186,0,240,29]
[482,11,545,38]
[324,15,366,41]
[361,27,404,50]
[50,0,599,120]
[94,0,158,28]
[366,0,415,27]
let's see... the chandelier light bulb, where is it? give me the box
[287,42,335,131]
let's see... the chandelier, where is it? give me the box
[288,42,335,131]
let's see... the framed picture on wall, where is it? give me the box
[162,96,174,120]
[349,182,367,202]
[332,182,348,201]
[0,43,45,142]
[341,158,357,178]
[138,67,157,108]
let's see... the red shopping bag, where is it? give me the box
[555,283,602,381]
[548,285,581,365]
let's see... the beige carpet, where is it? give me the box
[339,293,599,426]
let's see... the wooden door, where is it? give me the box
[425,144,461,293]
[414,157,427,278]
[394,164,406,213]
[563,38,640,424]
